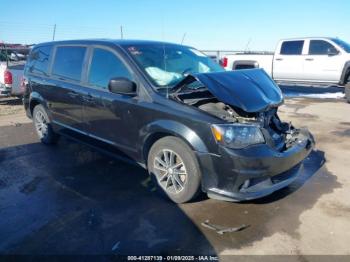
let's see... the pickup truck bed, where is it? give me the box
[223,37,350,86]
[226,53,274,75]
[0,62,25,97]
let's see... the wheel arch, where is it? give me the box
[140,120,209,166]
[29,92,50,118]
[340,61,350,85]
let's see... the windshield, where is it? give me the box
[124,44,225,89]
[332,38,350,53]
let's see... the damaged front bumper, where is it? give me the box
[198,128,314,202]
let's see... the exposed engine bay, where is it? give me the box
[172,88,302,152]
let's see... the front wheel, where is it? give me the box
[33,104,59,144]
[147,137,201,203]
[346,81,350,103]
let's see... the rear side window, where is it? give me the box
[280,41,304,55]
[88,48,132,89]
[52,46,86,81]
[309,40,338,55]
[27,45,52,76]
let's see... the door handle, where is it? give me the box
[305,58,314,61]
[82,94,94,103]
[68,91,79,98]
[275,58,283,61]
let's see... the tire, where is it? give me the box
[345,84,350,104]
[33,104,59,145]
[147,136,201,203]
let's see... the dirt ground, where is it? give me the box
[0,98,31,127]
[0,94,349,259]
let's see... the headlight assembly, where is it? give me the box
[211,124,265,149]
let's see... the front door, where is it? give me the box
[82,46,139,154]
[302,40,343,83]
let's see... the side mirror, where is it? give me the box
[328,48,339,56]
[108,77,137,96]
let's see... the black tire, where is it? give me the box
[33,104,59,145]
[346,84,350,104]
[147,136,201,203]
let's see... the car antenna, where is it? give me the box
[161,16,169,99]
[120,25,124,39]
[181,33,187,45]
[244,38,252,52]
[163,44,168,99]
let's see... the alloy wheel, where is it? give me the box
[153,149,187,194]
[34,110,48,139]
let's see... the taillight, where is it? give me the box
[221,57,228,68]
[4,70,13,85]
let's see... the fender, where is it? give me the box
[340,61,350,85]
[29,91,52,119]
[139,119,209,161]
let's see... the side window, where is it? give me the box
[280,41,304,55]
[52,46,86,81]
[27,45,52,76]
[88,48,132,89]
[309,40,338,55]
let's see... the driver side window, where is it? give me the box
[88,48,132,89]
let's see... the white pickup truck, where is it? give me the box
[222,37,350,87]
[0,46,29,97]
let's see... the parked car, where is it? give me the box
[222,37,350,86]
[0,46,28,97]
[23,39,314,203]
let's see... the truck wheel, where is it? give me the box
[345,84,350,104]
[33,104,59,144]
[147,136,201,203]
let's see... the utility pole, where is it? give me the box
[120,26,124,39]
[52,24,56,41]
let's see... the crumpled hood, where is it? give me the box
[176,69,284,113]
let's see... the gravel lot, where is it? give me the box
[0,89,349,258]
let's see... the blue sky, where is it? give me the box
[1,0,349,51]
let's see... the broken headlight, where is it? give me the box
[211,124,265,149]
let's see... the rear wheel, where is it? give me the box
[33,104,59,144]
[147,137,201,203]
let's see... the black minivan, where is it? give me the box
[23,39,314,203]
